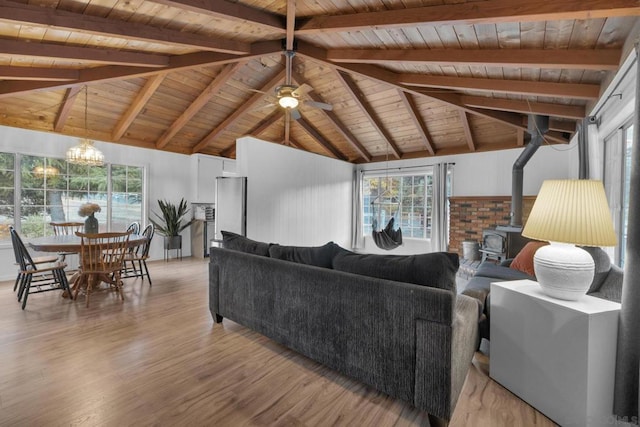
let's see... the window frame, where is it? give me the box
[362,168,434,241]
[0,150,147,243]
[603,118,634,267]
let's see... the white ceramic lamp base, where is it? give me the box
[533,242,595,301]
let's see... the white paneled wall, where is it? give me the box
[235,137,354,248]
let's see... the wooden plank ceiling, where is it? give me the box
[0,0,638,163]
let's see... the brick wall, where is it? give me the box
[448,196,536,256]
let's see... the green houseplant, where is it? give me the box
[149,198,193,253]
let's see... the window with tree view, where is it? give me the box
[0,152,144,242]
[363,173,433,239]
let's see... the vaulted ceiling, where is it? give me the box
[0,0,638,163]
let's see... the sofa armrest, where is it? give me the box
[414,294,478,420]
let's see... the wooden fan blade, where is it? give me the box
[251,102,277,112]
[286,0,295,51]
[292,83,313,97]
[303,100,333,111]
[290,108,301,120]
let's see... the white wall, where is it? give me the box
[0,126,197,280]
[358,142,579,254]
[235,136,354,248]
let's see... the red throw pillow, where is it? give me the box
[510,241,549,277]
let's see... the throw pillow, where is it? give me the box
[220,230,271,257]
[510,241,549,277]
[268,242,346,269]
[580,246,612,294]
[332,251,459,292]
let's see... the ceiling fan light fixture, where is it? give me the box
[277,84,300,109]
[278,95,299,109]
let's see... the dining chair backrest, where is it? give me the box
[126,222,140,235]
[76,231,131,274]
[51,222,84,236]
[139,224,155,258]
[10,226,38,272]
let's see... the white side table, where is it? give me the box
[490,280,621,427]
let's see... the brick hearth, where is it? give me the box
[449,196,536,257]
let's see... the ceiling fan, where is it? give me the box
[271,50,332,120]
[258,1,332,120]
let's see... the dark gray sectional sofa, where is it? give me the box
[209,233,479,425]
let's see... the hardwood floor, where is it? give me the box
[0,257,556,426]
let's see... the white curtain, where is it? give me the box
[431,163,449,252]
[351,169,364,250]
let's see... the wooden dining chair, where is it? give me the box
[50,221,84,264]
[10,227,71,310]
[122,224,154,285]
[9,225,59,293]
[74,231,131,308]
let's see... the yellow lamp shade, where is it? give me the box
[522,179,617,247]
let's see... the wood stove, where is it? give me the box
[480,226,531,262]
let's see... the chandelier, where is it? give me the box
[66,86,104,166]
[33,165,59,178]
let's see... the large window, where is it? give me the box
[363,172,433,239]
[0,152,145,242]
[604,122,634,267]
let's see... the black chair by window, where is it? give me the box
[10,227,72,310]
[126,222,140,235]
[122,224,154,285]
[9,225,59,293]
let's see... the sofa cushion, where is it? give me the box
[221,230,271,257]
[580,246,612,293]
[510,241,548,276]
[268,242,345,268]
[475,261,535,281]
[332,251,459,292]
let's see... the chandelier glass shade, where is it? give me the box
[32,165,59,177]
[66,85,104,166]
[66,138,104,166]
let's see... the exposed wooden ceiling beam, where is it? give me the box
[295,116,347,160]
[459,111,476,152]
[112,74,166,141]
[0,0,249,54]
[0,66,78,81]
[334,70,402,159]
[53,86,82,132]
[517,129,525,146]
[286,0,296,51]
[0,40,281,99]
[460,95,586,119]
[195,68,286,154]
[297,0,640,34]
[399,74,600,99]
[284,110,291,145]
[297,43,570,145]
[548,119,578,133]
[359,141,530,163]
[292,71,371,162]
[0,39,169,68]
[156,62,244,149]
[249,109,285,136]
[397,90,435,155]
[147,0,284,33]
[327,48,622,71]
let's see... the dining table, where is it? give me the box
[28,233,148,298]
[29,233,147,253]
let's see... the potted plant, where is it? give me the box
[149,198,193,253]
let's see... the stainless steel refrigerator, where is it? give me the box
[214,176,247,241]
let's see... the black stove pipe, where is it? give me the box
[510,115,549,227]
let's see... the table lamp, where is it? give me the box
[521,179,617,300]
